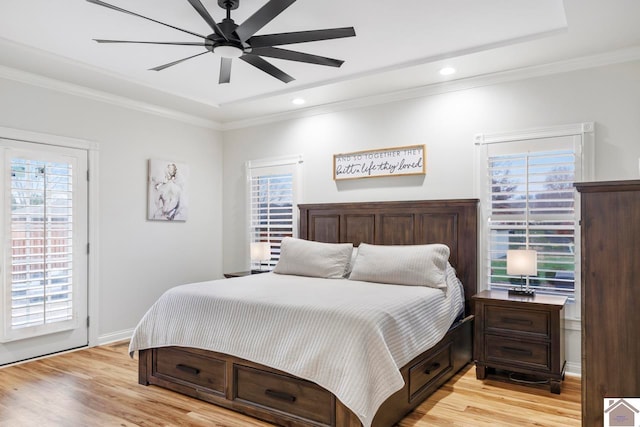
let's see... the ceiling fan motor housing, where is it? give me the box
[218,0,239,10]
[205,18,247,57]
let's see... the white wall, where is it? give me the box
[222,59,640,374]
[0,76,223,342]
[223,60,640,269]
[2,58,638,368]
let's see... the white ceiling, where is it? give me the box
[0,0,639,127]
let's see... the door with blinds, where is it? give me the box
[0,139,88,365]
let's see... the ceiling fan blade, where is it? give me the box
[252,47,344,67]
[240,54,294,83]
[94,39,205,46]
[186,0,228,41]
[219,57,232,84]
[249,27,356,48]
[235,0,297,42]
[149,51,209,71]
[86,0,207,40]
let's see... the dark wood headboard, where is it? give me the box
[299,199,478,315]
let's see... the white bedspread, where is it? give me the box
[129,272,464,427]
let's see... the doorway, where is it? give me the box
[0,137,89,365]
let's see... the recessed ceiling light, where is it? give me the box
[439,67,456,76]
[292,98,306,105]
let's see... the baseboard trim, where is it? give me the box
[98,329,134,346]
[565,362,581,377]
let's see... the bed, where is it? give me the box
[132,199,478,427]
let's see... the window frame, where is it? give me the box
[474,122,594,320]
[246,155,303,271]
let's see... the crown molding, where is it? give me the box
[221,45,640,131]
[0,65,222,131]
[2,44,639,132]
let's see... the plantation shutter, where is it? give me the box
[477,124,594,303]
[9,157,75,330]
[247,155,302,270]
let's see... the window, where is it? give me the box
[9,158,74,329]
[476,123,594,304]
[246,155,302,270]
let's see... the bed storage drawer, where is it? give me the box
[408,343,452,399]
[235,365,333,425]
[154,347,226,393]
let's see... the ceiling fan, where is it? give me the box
[87,0,356,84]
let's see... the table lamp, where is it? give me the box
[507,249,537,297]
[250,242,271,273]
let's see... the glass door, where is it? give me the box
[0,139,88,365]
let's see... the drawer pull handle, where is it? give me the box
[176,364,200,376]
[265,389,297,403]
[502,317,533,326]
[425,362,441,375]
[501,346,533,356]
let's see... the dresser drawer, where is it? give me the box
[235,365,333,425]
[485,306,549,338]
[485,335,550,371]
[409,343,452,399]
[154,347,226,393]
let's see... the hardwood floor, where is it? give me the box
[0,341,580,426]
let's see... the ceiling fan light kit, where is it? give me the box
[212,43,243,58]
[87,0,356,84]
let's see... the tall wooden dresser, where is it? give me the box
[575,180,640,427]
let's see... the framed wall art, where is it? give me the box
[147,159,189,221]
[333,144,425,180]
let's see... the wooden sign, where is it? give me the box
[333,144,425,180]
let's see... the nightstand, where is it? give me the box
[223,270,268,278]
[473,290,567,394]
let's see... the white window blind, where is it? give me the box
[10,158,74,329]
[247,156,302,270]
[477,126,593,302]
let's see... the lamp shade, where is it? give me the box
[507,249,537,276]
[250,242,271,262]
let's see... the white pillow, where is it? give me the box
[273,237,353,279]
[445,262,464,304]
[348,243,450,289]
[344,247,359,277]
